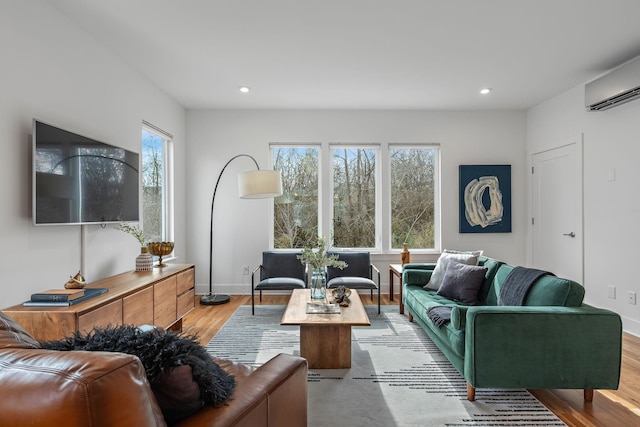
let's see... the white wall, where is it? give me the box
[527,85,640,336]
[0,1,187,307]
[186,109,527,296]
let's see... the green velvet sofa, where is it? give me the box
[402,256,622,401]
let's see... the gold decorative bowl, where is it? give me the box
[147,242,174,267]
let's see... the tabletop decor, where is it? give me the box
[297,237,347,300]
[147,241,175,267]
[117,221,153,271]
[332,286,351,306]
[64,271,87,289]
[117,221,146,245]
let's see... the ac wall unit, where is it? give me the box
[585,56,640,111]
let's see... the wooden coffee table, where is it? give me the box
[281,288,370,369]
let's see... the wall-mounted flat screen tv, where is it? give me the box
[33,119,140,225]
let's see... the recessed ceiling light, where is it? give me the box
[480,88,492,95]
[239,86,250,93]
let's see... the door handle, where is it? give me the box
[563,232,576,238]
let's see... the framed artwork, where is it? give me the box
[459,164,511,233]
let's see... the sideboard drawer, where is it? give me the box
[123,287,154,326]
[78,300,123,334]
[154,276,177,328]
[177,267,195,294]
[177,288,195,318]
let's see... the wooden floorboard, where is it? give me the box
[183,294,640,427]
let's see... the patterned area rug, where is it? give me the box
[206,305,566,427]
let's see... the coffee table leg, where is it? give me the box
[299,324,352,369]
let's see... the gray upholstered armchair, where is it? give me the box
[251,251,307,315]
[326,251,380,313]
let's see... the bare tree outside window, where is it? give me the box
[332,147,376,248]
[390,147,436,249]
[142,129,164,242]
[273,147,319,248]
[272,143,439,252]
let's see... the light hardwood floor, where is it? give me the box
[183,294,640,427]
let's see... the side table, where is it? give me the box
[389,264,404,314]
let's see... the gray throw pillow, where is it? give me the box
[424,249,483,290]
[436,260,488,305]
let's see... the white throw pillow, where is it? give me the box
[424,249,483,290]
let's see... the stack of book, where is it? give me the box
[23,288,108,307]
[31,289,85,302]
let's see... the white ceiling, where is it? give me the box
[49,0,640,111]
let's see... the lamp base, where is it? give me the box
[200,293,231,305]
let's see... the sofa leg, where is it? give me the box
[584,389,594,402]
[408,312,414,322]
[467,383,475,401]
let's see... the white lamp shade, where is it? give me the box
[238,169,283,199]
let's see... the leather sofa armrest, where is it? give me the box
[177,353,308,427]
[0,348,166,427]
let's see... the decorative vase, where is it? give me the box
[401,243,411,265]
[136,246,154,272]
[310,268,327,300]
[147,241,174,267]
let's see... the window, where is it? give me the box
[142,124,173,243]
[331,146,378,248]
[272,146,319,248]
[271,143,439,253]
[390,146,437,249]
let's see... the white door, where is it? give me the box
[532,140,583,283]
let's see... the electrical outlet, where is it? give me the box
[242,265,250,275]
[629,291,637,305]
[608,286,616,299]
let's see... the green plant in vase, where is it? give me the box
[117,221,146,246]
[297,236,347,300]
[117,222,153,271]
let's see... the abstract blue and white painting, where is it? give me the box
[459,165,511,233]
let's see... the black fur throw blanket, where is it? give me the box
[41,325,235,424]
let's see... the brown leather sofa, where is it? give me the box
[0,311,308,427]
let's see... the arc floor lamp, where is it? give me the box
[200,154,282,305]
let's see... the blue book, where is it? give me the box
[23,288,109,307]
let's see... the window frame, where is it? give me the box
[329,143,381,251]
[269,143,322,249]
[141,123,174,249]
[387,143,441,254]
[270,142,440,254]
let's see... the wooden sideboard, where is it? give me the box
[2,264,195,342]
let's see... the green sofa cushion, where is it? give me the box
[475,257,504,303]
[403,284,466,359]
[486,265,585,307]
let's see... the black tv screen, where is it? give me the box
[33,119,140,225]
